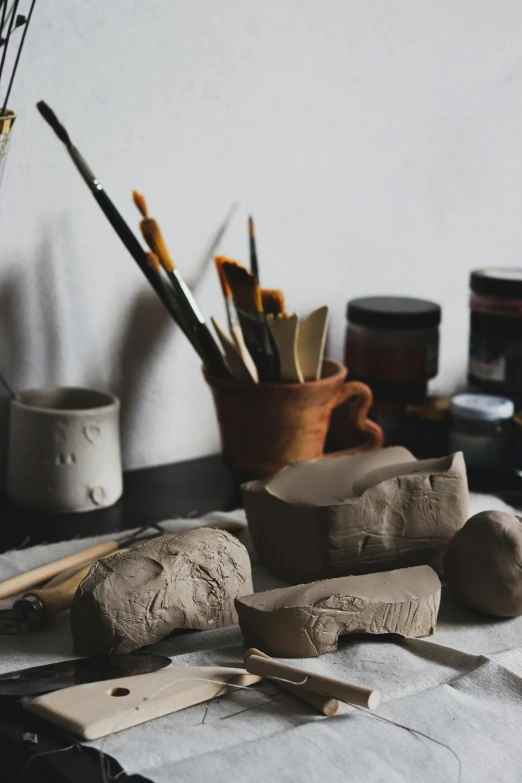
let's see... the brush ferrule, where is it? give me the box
[226,296,240,327]
[172,269,205,324]
[68,145,99,192]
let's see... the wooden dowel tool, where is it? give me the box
[244,648,380,709]
[244,648,338,716]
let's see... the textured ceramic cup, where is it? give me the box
[7,387,122,513]
[204,358,383,482]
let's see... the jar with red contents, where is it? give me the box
[469,268,522,404]
[344,296,441,404]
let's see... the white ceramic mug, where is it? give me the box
[6,387,122,513]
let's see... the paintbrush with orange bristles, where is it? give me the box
[214,256,259,382]
[133,190,230,377]
[261,289,285,317]
[222,260,279,382]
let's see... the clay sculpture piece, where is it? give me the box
[243,446,468,583]
[236,565,441,657]
[444,510,522,617]
[71,528,252,655]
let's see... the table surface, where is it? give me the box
[0,454,238,783]
[1,454,522,783]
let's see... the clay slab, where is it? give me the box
[243,446,468,583]
[236,565,441,657]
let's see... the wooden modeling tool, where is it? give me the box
[133,190,229,376]
[267,314,304,383]
[35,101,230,379]
[248,215,259,283]
[211,317,257,382]
[297,305,329,381]
[0,519,244,602]
[222,260,279,382]
[244,649,380,709]
[261,289,286,316]
[214,256,259,382]
[25,666,263,739]
[244,648,338,716]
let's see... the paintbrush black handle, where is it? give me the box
[78,176,230,378]
[236,309,280,382]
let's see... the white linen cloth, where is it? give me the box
[0,496,521,783]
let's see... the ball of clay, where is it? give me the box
[71,527,252,654]
[444,510,522,617]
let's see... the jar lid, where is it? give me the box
[450,393,514,422]
[346,296,441,330]
[470,268,522,298]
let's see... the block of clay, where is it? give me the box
[444,510,522,617]
[236,565,441,657]
[71,528,252,655]
[243,446,468,584]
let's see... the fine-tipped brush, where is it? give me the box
[35,100,230,378]
[214,256,258,382]
[248,215,259,283]
[133,191,228,377]
[222,260,279,382]
[261,289,286,317]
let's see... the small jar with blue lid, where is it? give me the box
[449,393,514,467]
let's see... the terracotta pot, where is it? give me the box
[204,359,383,481]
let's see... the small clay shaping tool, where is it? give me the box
[244,648,338,716]
[267,314,304,383]
[0,652,171,699]
[25,666,262,739]
[244,649,380,709]
[211,316,257,382]
[297,306,329,381]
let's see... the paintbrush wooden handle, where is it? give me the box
[244,650,380,709]
[244,649,338,716]
[0,541,119,600]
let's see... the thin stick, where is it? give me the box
[0,0,19,90]
[1,0,36,112]
[0,370,15,398]
[0,1,8,48]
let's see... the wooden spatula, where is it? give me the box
[297,306,329,381]
[25,666,262,740]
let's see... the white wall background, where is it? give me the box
[1,0,522,472]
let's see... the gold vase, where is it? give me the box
[0,110,16,187]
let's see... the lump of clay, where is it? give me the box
[444,510,522,617]
[236,565,441,657]
[71,528,252,655]
[243,446,468,584]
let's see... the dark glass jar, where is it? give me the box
[344,296,441,404]
[469,268,522,405]
[449,393,514,468]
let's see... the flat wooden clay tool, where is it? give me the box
[297,306,329,381]
[25,666,262,740]
[267,314,304,383]
[244,649,380,709]
[211,317,257,382]
[244,648,338,716]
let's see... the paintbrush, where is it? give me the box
[261,289,285,316]
[248,215,259,283]
[36,101,230,378]
[222,260,279,382]
[214,256,258,382]
[1,0,35,113]
[132,191,229,377]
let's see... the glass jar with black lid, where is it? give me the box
[469,268,522,405]
[344,296,441,404]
